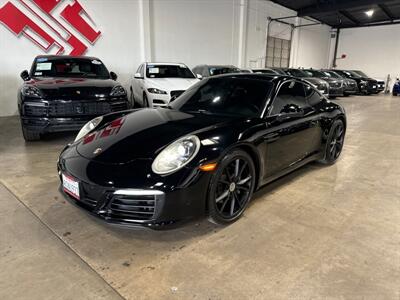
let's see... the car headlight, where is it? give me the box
[22,86,42,98]
[152,135,200,175]
[74,116,103,142]
[147,88,167,94]
[110,85,126,97]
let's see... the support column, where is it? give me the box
[138,0,152,62]
[237,0,248,68]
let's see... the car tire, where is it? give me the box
[129,87,135,108]
[319,119,345,165]
[393,91,397,96]
[207,150,256,225]
[22,126,41,141]
[143,93,149,107]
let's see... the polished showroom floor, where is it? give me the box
[0,94,399,299]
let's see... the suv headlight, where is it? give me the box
[152,135,200,175]
[147,88,167,94]
[110,85,126,97]
[75,116,103,142]
[22,86,42,98]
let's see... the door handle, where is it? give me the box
[264,133,280,142]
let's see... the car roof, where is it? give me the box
[207,73,299,83]
[145,62,187,66]
[35,55,100,61]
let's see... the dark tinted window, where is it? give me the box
[284,69,308,78]
[304,70,326,78]
[171,77,271,117]
[209,67,241,76]
[304,84,322,106]
[270,81,307,115]
[146,64,195,78]
[253,69,277,74]
[31,58,110,79]
[322,71,341,78]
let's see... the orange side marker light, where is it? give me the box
[199,162,217,172]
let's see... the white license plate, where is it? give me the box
[62,174,80,200]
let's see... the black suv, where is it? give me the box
[333,70,378,95]
[18,55,130,141]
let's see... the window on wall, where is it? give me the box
[266,37,290,68]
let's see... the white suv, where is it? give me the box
[130,62,200,107]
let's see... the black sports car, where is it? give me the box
[19,55,130,141]
[57,74,346,228]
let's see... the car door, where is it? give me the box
[133,64,145,105]
[262,80,322,178]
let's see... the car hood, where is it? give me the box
[26,77,119,99]
[76,108,234,164]
[304,77,327,86]
[146,78,199,91]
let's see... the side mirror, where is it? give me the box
[134,72,143,79]
[277,105,304,121]
[20,70,30,81]
[196,74,203,80]
[110,71,118,81]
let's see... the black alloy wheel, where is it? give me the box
[143,93,149,107]
[208,150,256,225]
[21,124,40,141]
[321,119,345,164]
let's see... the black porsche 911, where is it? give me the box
[18,55,130,141]
[57,74,346,228]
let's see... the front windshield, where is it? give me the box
[209,67,241,76]
[354,70,368,77]
[31,58,110,79]
[344,70,362,78]
[171,77,272,118]
[146,64,195,78]
[284,69,307,77]
[322,71,341,78]
[304,70,326,78]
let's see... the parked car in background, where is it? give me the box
[303,69,344,98]
[131,62,200,108]
[18,55,129,141]
[333,70,378,95]
[192,65,242,78]
[352,70,385,93]
[276,68,330,95]
[252,68,280,75]
[392,78,400,96]
[321,70,358,96]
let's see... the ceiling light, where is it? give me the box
[365,9,374,17]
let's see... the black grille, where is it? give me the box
[170,90,185,101]
[24,104,47,116]
[109,194,157,221]
[329,82,341,88]
[49,101,111,117]
[110,101,129,111]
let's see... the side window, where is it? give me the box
[270,81,308,116]
[304,84,322,106]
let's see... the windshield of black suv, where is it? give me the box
[322,71,342,78]
[146,64,195,78]
[171,77,272,117]
[284,69,308,77]
[353,70,369,77]
[343,70,362,78]
[304,70,326,78]
[209,66,241,76]
[31,57,111,79]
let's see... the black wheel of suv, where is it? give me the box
[208,150,256,225]
[143,93,149,107]
[320,119,345,164]
[22,126,41,141]
[393,90,397,96]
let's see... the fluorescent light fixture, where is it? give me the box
[365,9,374,17]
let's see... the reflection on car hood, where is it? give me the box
[76,108,234,164]
[304,77,327,86]
[25,77,119,99]
[146,77,199,91]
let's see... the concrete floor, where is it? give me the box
[0,93,399,299]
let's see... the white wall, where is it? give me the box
[335,24,400,85]
[0,0,332,117]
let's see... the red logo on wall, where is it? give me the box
[0,0,101,55]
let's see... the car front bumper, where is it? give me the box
[57,145,211,228]
[328,87,344,97]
